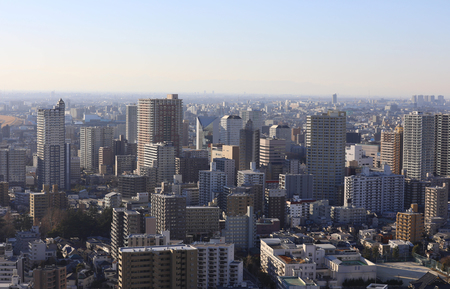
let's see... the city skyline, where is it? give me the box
[1,1,449,96]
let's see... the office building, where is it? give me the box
[332,93,337,104]
[237,165,266,214]
[193,240,243,289]
[196,116,219,150]
[213,158,236,187]
[118,175,147,198]
[331,205,366,224]
[118,245,197,289]
[143,142,175,184]
[186,206,220,236]
[380,126,403,175]
[115,155,136,176]
[137,94,183,168]
[220,115,242,146]
[396,204,424,243]
[239,109,264,131]
[227,192,254,216]
[306,110,346,205]
[403,111,435,180]
[125,104,137,144]
[37,99,66,190]
[260,138,286,181]
[175,150,209,183]
[33,265,66,289]
[239,120,260,170]
[269,125,292,151]
[80,126,114,172]
[198,165,227,206]
[279,174,313,200]
[151,193,186,241]
[344,165,404,215]
[0,148,26,187]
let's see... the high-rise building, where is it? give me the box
[0,182,9,207]
[332,93,337,104]
[344,165,404,215]
[435,114,450,176]
[196,116,219,150]
[175,150,209,183]
[239,120,260,171]
[220,115,242,146]
[222,206,256,250]
[213,158,236,187]
[80,126,114,172]
[37,99,65,189]
[269,125,292,151]
[182,119,190,147]
[118,245,197,289]
[260,138,286,181]
[425,184,448,223]
[237,166,266,214]
[403,111,435,180]
[150,193,186,241]
[0,148,26,187]
[306,110,346,205]
[137,94,183,168]
[380,126,403,175]
[143,142,175,184]
[396,204,424,243]
[227,192,254,217]
[115,155,136,176]
[98,146,114,173]
[239,109,264,131]
[198,165,227,206]
[118,175,147,198]
[125,104,137,144]
[265,188,286,226]
[279,174,313,200]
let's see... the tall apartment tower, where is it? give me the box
[150,193,186,241]
[403,111,435,180]
[220,115,242,146]
[37,99,66,189]
[306,110,346,205]
[0,148,26,187]
[111,208,144,260]
[380,126,403,175]
[80,126,114,172]
[137,94,183,168]
[118,245,198,289]
[239,120,260,170]
[125,104,137,144]
[425,184,448,223]
[435,114,450,176]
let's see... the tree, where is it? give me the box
[392,246,400,259]
[372,246,379,260]
[412,244,420,255]
[362,247,372,260]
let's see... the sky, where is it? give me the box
[0,1,449,97]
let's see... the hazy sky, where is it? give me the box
[1,1,449,96]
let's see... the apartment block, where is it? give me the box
[279,174,313,200]
[396,204,424,243]
[118,245,197,289]
[33,265,66,289]
[186,206,220,236]
[380,126,403,175]
[150,193,186,241]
